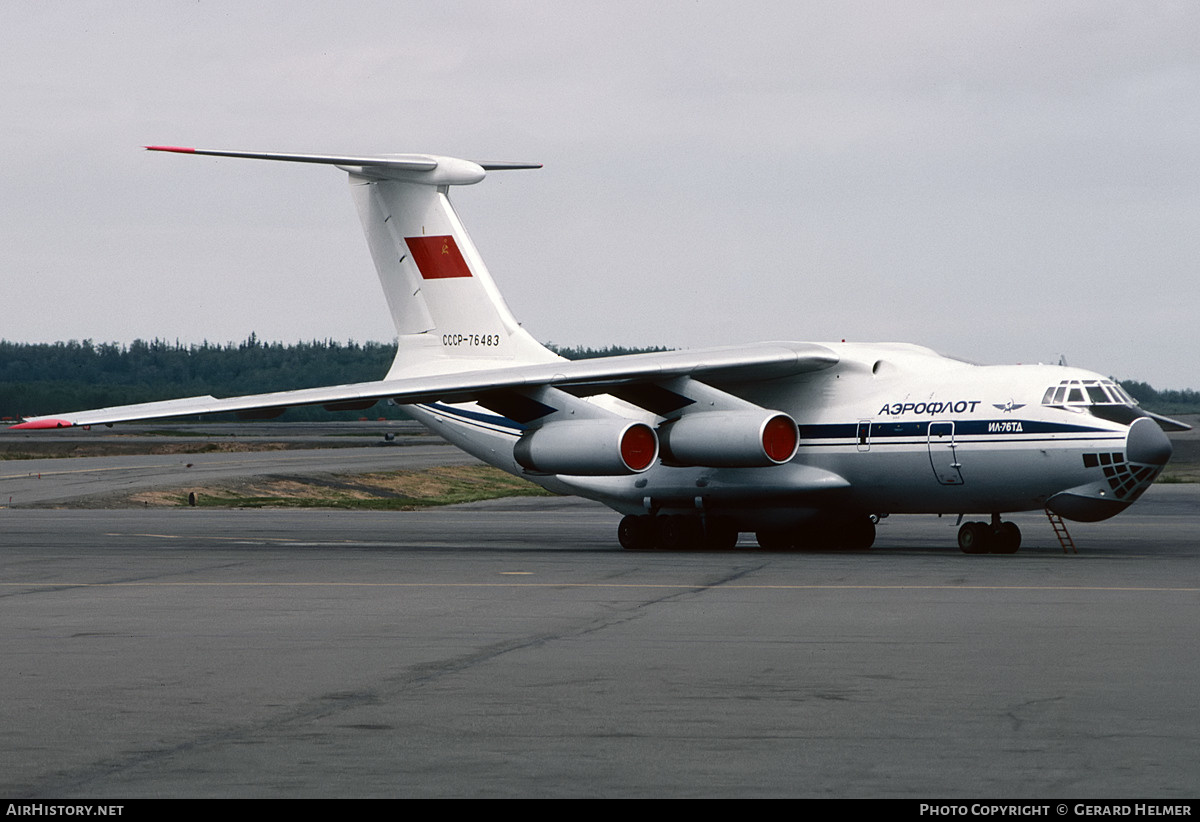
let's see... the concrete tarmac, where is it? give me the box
[0,453,1197,797]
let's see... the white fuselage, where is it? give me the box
[405,342,1167,529]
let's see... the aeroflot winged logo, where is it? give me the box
[405,235,473,279]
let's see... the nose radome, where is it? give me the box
[1126,417,1172,466]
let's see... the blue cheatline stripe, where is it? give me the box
[419,402,524,433]
[800,419,1109,441]
[956,420,1107,436]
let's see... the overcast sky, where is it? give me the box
[1,1,1197,387]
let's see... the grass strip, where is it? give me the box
[132,464,553,510]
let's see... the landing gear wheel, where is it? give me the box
[796,523,832,551]
[656,516,702,550]
[618,515,655,550]
[991,521,1021,554]
[838,517,876,551]
[958,521,992,554]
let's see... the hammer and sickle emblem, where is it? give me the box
[441,239,450,255]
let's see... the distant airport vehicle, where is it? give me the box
[14,147,1189,552]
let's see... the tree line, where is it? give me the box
[1,337,1193,421]
[0,337,398,421]
[1117,381,1200,415]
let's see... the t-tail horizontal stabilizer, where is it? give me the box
[144,146,541,180]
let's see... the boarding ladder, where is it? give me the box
[1044,507,1077,554]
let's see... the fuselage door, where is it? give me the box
[856,420,871,452]
[927,421,964,485]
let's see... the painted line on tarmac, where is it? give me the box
[1,581,1196,592]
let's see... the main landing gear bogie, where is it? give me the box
[618,514,740,551]
[957,518,1021,554]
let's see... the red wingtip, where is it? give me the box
[9,419,74,430]
[145,145,196,153]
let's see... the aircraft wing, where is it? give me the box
[11,342,839,429]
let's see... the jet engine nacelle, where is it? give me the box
[514,419,659,476]
[659,410,799,467]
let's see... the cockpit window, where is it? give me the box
[1041,379,1139,408]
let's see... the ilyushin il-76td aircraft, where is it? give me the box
[14,147,1190,553]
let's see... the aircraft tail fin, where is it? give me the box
[147,147,561,378]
